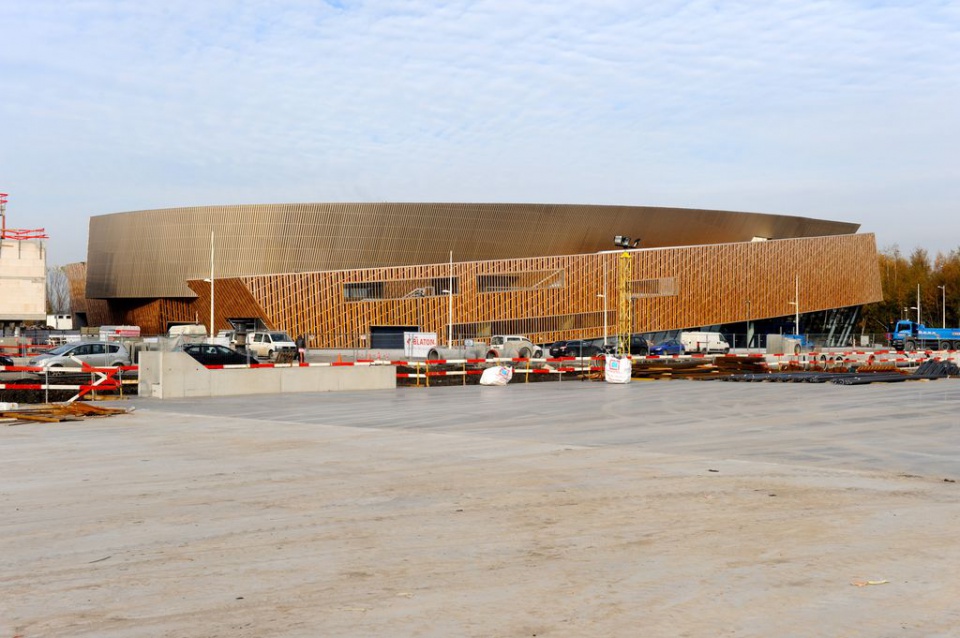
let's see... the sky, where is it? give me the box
[1,0,958,266]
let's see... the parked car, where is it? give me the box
[0,354,14,367]
[27,341,131,370]
[554,339,605,358]
[485,335,543,359]
[179,343,254,366]
[600,335,649,356]
[548,340,569,357]
[649,338,685,356]
[245,331,297,360]
[627,335,650,355]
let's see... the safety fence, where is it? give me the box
[386,348,957,385]
[0,361,138,403]
[2,348,957,401]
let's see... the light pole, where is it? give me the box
[787,275,799,335]
[446,250,453,348]
[208,230,215,339]
[916,283,921,324]
[939,285,946,328]
[794,275,799,332]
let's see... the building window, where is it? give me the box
[629,277,677,298]
[344,282,385,300]
[431,277,459,295]
[345,279,459,300]
[477,270,564,293]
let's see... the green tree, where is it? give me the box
[862,245,960,335]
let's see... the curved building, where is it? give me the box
[77,202,881,348]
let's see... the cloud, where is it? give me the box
[1,0,958,263]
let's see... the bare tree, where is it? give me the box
[46,266,71,315]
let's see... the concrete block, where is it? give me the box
[139,352,396,399]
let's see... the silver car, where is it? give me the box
[28,341,131,370]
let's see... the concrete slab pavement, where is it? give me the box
[2,379,959,637]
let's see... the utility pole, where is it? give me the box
[939,285,946,328]
[916,283,921,324]
[447,251,453,348]
[209,230,215,339]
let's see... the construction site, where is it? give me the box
[1,196,959,637]
[0,192,48,331]
[3,375,959,637]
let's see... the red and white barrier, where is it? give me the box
[0,361,137,403]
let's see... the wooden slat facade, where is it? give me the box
[76,233,882,346]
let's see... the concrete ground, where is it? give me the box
[2,378,959,637]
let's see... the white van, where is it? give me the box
[680,331,730,354]
[246,331,297,361]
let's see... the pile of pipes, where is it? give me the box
[716,358,959,385]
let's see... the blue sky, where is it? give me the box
[1,0,958,266]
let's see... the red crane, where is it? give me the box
[0,192,48,240]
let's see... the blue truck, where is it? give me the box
[890,320,960,351]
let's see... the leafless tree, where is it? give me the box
[46,266,71,315]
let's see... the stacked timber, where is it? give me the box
[712,356,771,375]
[0,402,129,425]
[630,359,718,380]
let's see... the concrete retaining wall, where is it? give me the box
[138,351,396,399]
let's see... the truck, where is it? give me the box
[890,320,960,352]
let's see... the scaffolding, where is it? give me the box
[0,193,48,240]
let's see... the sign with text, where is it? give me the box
[99,325,141,339]
[404,332,438,358]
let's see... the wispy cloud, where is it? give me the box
[1,0,958,262]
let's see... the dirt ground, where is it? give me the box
[2,381,959,637]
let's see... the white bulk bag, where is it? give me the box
[479,365,514,386]
[604,355,632,384]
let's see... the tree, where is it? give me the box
[861,245,960,336]
[46,266,70,315]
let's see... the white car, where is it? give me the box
[29,341,131,370]
[245,331,297,360]
[485,335,543,359]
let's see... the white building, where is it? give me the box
[0,236,47,325]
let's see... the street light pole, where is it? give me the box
[209,230,215,340]
[916,283,921,324]
[939,285,946,328]
[447,250,453,348]
[795,275,800,333]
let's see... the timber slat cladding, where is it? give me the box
[76,205,880,342]
[104,233,879,346]
[85,203,861,299]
